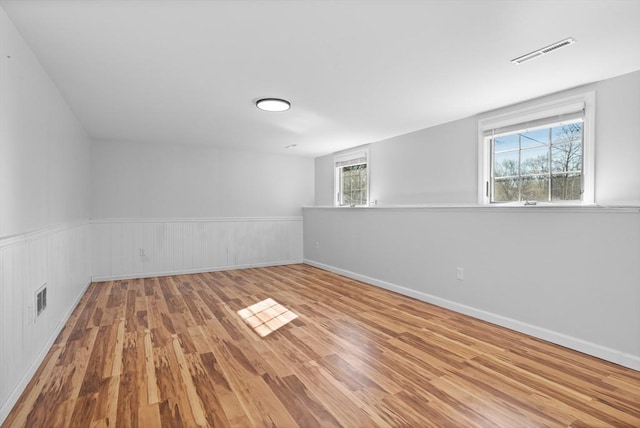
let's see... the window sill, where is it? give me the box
[304,203,639,213]
[488,201,587,207]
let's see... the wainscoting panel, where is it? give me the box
[91,217,303,281]
[0,222,91,424]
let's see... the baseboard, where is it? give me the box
[304,259,640,371]
[91,259,303,282]
[620,353,640,371]
[0,277,92,425]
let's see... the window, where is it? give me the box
[492,120,583,202]
[334,147,369,206]
[479,92,595,205]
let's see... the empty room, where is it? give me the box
[1,0,639,426]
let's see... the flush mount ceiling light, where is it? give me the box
[511,37,576,65]
[256,98,291,112]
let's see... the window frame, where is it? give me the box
[478,91,595,206]
[334,147,370,207]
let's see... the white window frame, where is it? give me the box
[478,91,595,206]
[334,147,370,207]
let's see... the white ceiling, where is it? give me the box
[2,0,639,157]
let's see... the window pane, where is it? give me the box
[551,173,582,201]
[552,123,582,146]
[494,177,519,202]
[520,146,549,175]
[490,120,583,203]
[521,176,549,201]
[520,128,550,149]
[494,151,519,178]
[495,134,519,152]
[341,164,367,205]
[552,142,582,173]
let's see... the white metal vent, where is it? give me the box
[35,284,47,319]
[511,38,575,64]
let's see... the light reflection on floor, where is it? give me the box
[237,298,298,337]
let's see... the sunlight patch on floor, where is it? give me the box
[237,298,298,337]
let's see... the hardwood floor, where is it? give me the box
[3,264,639,427]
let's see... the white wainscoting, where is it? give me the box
[91,217,303,281]
[0,222,91,424]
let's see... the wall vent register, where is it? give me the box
[35,284,47,319]
[511,37,575,64]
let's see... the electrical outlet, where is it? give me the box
[139,248,145,257]
[315,241,320,249]
[456,267,464,281]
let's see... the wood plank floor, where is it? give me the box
[3,264,639,427]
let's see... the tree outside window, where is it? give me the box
[492,122,583,203]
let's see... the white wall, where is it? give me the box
[304,207,640,369]
[593,71,640,205]
[92,140,314,218]
[0,6,92,423]
[306,71,640,370]
[91,140,313,279]
[371,118,478,205]
[0,17,90,236]
[91,218,303,281]
[315,71,640,207]
[314,154,334,206]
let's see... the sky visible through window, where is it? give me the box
[493,123,583,202]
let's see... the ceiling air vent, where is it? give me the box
[511,37,575,64]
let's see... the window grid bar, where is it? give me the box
[518,133,522,201]
[491,123,584,203]
[548,127,552,202]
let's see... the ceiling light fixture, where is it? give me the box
[511,37,575,65]
[256,98,291,112]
